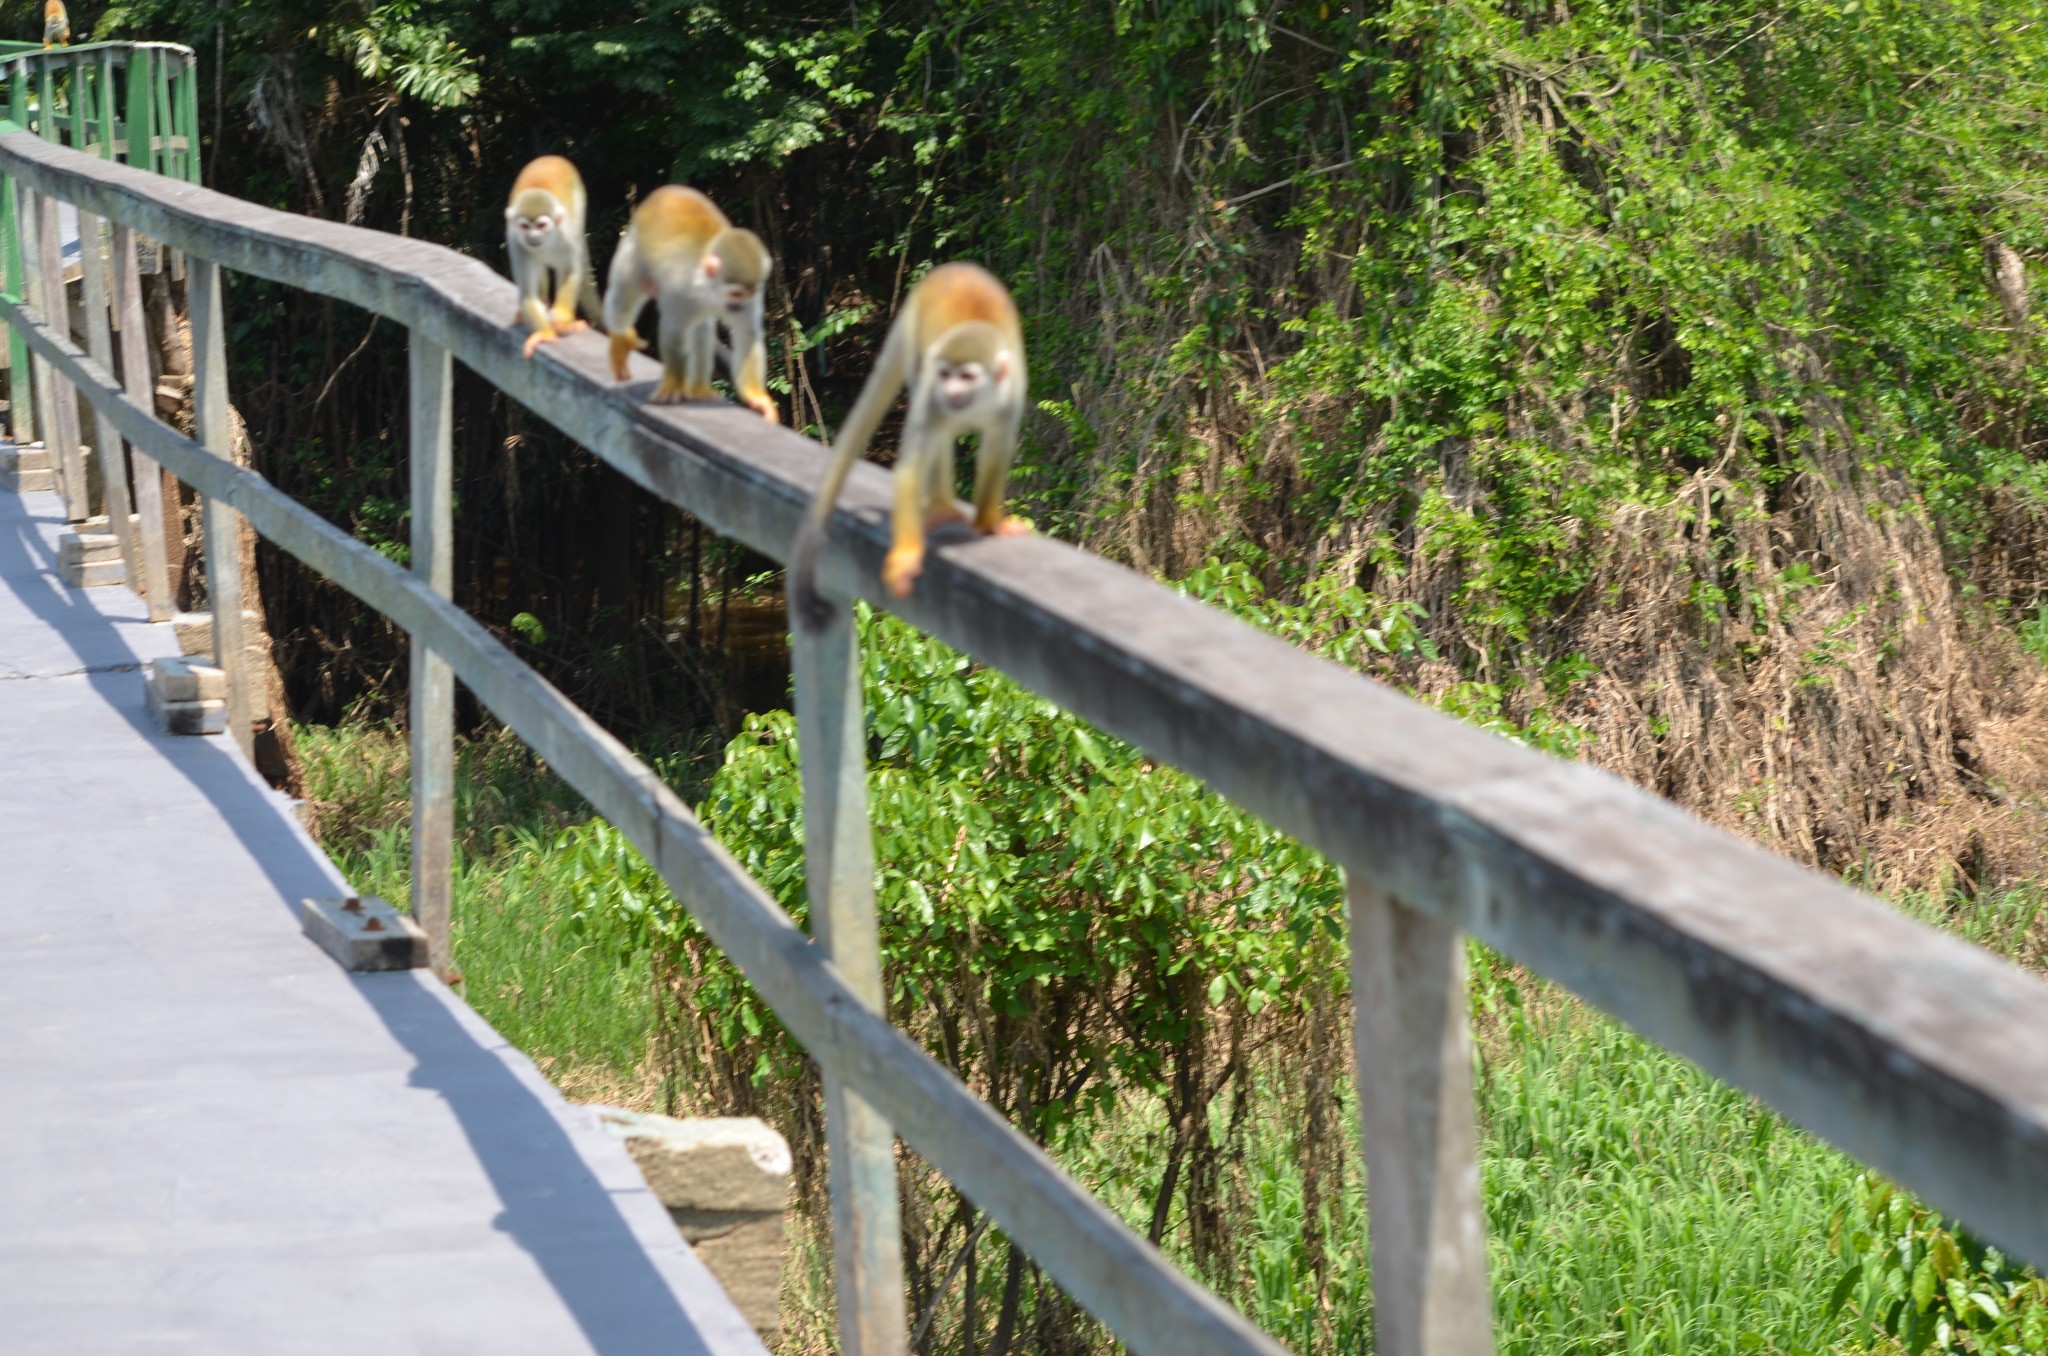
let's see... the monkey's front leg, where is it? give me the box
[548,268,591,337]
[517,288,563,360]
[883,428,933,598]
[971,422,1032,537]
[925,438,968,527]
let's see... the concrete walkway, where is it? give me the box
[0,482,766,1355]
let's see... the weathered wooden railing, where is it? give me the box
[4,78,2048,1356]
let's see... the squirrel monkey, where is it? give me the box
[603,185,777,421]
[789,262,1029,625]
[42,0,68,47]
[504,155,596,360]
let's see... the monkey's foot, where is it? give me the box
[685,382,720,402]
[522,327,561,359]
[650,377,690,404]
[976,513,1034,538]
[743,392,780,423]
[925,505,970,528]
[549,311,590,335]
[608,331,646,382]
[882,545,926,599]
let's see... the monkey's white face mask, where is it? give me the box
[510,212,561,251]
[933,357,1010,414]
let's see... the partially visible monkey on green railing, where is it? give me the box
[42,0,69,47]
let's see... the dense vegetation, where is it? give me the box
[40,0,2048,1348]
[57,0,2048,886]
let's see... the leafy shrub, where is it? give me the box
[1832,1174,2048,1354]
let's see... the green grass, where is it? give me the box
[1051,965,1863,1356]
[295,722,668,1097]
[295,720,2043,1355]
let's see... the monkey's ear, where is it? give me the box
[504,206,517,222]
[702,255,723,279]
[993,353,1012,383]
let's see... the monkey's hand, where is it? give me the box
[522,326,561,359]
[743,391,780,423]
[608,330,646,382]
[882,544,925,599]
[651,376,690,405]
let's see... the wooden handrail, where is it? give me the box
[3,116,2048,1354]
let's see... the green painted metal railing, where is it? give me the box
[0,41,198,438]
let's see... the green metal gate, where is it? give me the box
[0,41,199,441]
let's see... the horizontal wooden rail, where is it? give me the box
[2,122,2046,1286]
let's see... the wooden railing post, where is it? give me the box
[110,222,172,619]
[794,606,909,1356]
[2,174,36,446]
[75,201,136,583]
[408,332,455,978]
[187,256,253,760]
[32,188,86,520]
[1348,876,1494,1356]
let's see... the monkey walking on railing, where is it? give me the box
[603,185,778,423]
[788,262,1029,625]
[42,0,69,47]
[504,156,597,359]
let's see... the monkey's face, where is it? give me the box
[509,210,561,253]
[934,359,1000,414]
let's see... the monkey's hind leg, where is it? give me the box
[650,311,690,403]
[684,319,719,402]
[650,355,690,404]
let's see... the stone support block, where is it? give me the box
[0,441,51,493]
[172,610,271,723]
[59,513,126,587]
[143,656,226,735]
[597,1109,792,1337]
[301,895,430,972]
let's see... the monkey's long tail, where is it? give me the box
[579,259,605,329]
[788,444,860,634]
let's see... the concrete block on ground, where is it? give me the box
[0,441,51,493]
[143,656,226,735]
[58,514,124,587]
[301,895,429,972]
[597,1109,792,1337]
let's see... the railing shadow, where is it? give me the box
[0,486,737,1356]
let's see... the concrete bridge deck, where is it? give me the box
[0,480,763,1354]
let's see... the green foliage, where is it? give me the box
[2020,605,2048,668]
[1831,1174,2048,1354]
[340,3,480,109]
[582,600,1347,1150]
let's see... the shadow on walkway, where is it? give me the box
[0,488,733,1355]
